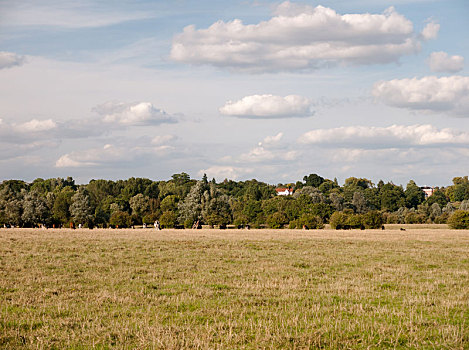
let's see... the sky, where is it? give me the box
[0,0,468,186]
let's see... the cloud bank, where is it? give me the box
[372,76,469,115]
[171,2,435,72]
[299,124,469,147]
[219,94,313,118]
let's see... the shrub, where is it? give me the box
[362,210,384,229]
[109,211,131,228]
[404,212,427,224]
[346,214,363,229]
[159,211,177,229]
[448,210,469,229]
[298,213,324,229]
[329,212,348,229]
[267,212,288,229]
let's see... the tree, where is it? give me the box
[425,189,448,207]
[380,183,405,212]
[303,174,324,188]
[352,191,367,214]
[160,211,177,228]
[405,180,425,208]
[448,210,469,229]
[129,194,150,219]
[178,181,208,224]
[21,191,50,227]
[429,203,442,222]
[110,211,131,228]
[52,186,75,224]
[70,188,94,227]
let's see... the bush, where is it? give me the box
[346,214,363,229]
[109,211,131,228]
[329,212,348,229]
[448,210,469,229]
[267,212,288,229]
[404,212,427,224]
[298,213,324,229]
[159,211,177,228]
[330,212,363,229]
[362,210,384,229]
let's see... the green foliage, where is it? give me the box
[344,177,372,189]
[405,180,425,208]
[303,173,324,188]
[380,183,405,212]
[159,211,177,228]
[329,212,348,229]
[362,210,384,229]
[447,210,469,229]
[425,189,448,207]
[109,211,131,228]
[404,212,427,224]
[297,213,324,229]
[266,212,288,229]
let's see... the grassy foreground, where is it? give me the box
[1,228,468,349]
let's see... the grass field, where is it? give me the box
[1,227,468,349]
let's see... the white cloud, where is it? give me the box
[1,1,155,29]
[428,52,464,73]
[421,21,440,40]
[18,119,57,132]
[55,140,176,168]
[220,94,313,118]
[372,76,469,115]
[198,166,253,181]
[261,132,283,146]
[151,135,177,145]
[93,101,176,125]
[0,52,25,69]
[299,124,469,147]
[171,3,429,72]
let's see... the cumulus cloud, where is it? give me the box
[171,3,431,72]
[372,76,469,115]
[93,101,177,125]
[220,95,313,118]
[197,166,253,181]
[428,52,464,73]
[299,124,469,147]
[421,21,440,40]
[0,51,25,69]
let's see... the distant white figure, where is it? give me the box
[154,220,160,230]
[143,223,147,229]
[78,223,82,229]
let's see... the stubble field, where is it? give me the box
[1,227,468,349]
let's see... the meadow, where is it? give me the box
[1,227,468,349]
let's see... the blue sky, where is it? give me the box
[0,0,468,186]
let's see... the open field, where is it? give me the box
[1,228,468,349]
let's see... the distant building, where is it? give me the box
[276,187,294,196]
[421,186,434,198]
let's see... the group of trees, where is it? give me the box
[1,173,469,229]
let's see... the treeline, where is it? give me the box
[1,173,469,229]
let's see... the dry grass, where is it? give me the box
[1,228,468,349]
